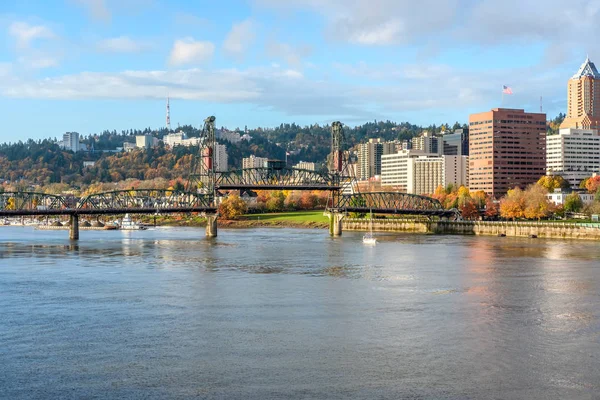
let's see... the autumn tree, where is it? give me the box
[537,175,569,191]
[523,185,551,220]
[499,187,526,220]
[585,176,600,194]
[484,197,499,218]
[218,195,248,220]
[459,198,479,220]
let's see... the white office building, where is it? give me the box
[547,128,600,188]
[164,131,201,148]
[381,150,468,195]
[62,132,80,152]
[242,155,268,169]
[294,161,316,171]
[136,135,154,149]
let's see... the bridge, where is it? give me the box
[0,117,453,239]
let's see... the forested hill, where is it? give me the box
[0,119,474,189]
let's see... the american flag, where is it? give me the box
[502,85,513,95]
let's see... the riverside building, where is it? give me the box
[381,150,468,195]
[357,138,396,180]
[469,108,546,198]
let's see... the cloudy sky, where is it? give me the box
[0,0,597,141]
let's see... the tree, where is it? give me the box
[459,198,479,220]
[484,197,498,218]
[564,192,584,212]
[523,185,552,220]
[585,176,600,194]
[499,187,526,220]
[537,175,569,191]
[218,195,247,220]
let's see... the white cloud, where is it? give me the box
[97,36,149,53]
[8,22,56,49]
[266,40,312,68]
[72,0,111,22]
[223,19,256,59]
[168,38,215,66]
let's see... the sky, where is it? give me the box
[1,0,599,142]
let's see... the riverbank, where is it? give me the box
[343,218,600,240]
[139,211,329,229]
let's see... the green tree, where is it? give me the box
[564,192,584,212]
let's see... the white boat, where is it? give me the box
[120,214,147,230]
[363,211,377,245]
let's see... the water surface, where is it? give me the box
[1,227,599,399]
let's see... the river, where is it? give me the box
[1,227,599,399]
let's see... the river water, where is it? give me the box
[0,227,599,399]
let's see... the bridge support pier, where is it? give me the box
[326,211,344,237]
[205,213,218,237]
[69,214,79,241]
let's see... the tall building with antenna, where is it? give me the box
[166,97,171,131]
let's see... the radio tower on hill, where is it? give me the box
[166,97,171,131]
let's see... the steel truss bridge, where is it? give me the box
[335,192,453,217]
[215,167,340,191]
[0,190,216,217]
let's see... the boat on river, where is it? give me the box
[120,214,147,230]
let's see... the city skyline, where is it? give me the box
[1,0,598,142]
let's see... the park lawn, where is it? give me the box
[243,211,329,223]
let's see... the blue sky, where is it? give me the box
[0,0,598,142]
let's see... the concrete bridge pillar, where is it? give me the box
[69,214,79,241]
[326,211,344,236]
[206,213,218,237]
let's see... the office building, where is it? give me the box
[560,57,600,130]
[242,155,268,169]
[547,128,600,188]
[442,129,469,156]
[62,132,80,152]
[136,135,154,149]
[214,143,228,172]
[357,138,396,180]
[469,108,546,197]
[381,150,468,195]
[412,131,440,155]
[294,161,316,171]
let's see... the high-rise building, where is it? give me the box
[469,108,546,198]
[547,128,600,188]
[412,131,440,155]
[214,143,228,172]
[560,57,600,130]
[442,129,469,156]
[357,138,396,180]
[62,132,80,152]
[242,155,268,169]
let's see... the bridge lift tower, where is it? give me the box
[326,121,358,236]
[187,115,219,237]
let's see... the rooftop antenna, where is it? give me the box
[540,96,543,113]
[166,96,171,132]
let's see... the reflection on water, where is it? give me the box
[0,227,599,399]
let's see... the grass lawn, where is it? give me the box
[243,211,329,223]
